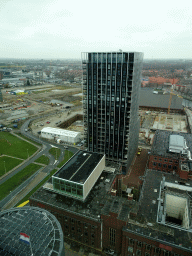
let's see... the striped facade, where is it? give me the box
[82,52,143,172]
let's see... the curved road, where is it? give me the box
[0,119,78,209]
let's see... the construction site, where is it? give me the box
[0,84,192,148]
[0,84,84,138]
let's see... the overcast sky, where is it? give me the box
[0,0,191,59]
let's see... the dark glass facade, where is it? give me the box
[82,52,143,171]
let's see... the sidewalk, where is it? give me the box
[3,170,47,210]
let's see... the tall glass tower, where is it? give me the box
[82,52,143,172]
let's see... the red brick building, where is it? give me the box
[148,130,192,180]
[30,150,192,255]
[148,77,179,85]
[30,169,192,256]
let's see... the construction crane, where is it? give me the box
[167,78,175,114]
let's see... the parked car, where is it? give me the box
[46,121,50,124]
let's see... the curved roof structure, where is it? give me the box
[0,206,65,256]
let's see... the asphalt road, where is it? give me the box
[0,119,78,210]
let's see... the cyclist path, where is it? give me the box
[3,170,47,210]
[1,154,24,161]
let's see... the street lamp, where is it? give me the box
[4,161,6,175]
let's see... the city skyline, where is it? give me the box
[0,0,191,59]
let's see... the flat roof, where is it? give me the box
[151,130,192,157]
[124,170,192,254]
[139,88,183,109]
[169,134,185,153]
[41,127,80,138]
[30,162,134,220]
[54,151,104,183]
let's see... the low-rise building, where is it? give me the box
[30,150,192,255]
[148,130,192,179]
[41,127,81,144]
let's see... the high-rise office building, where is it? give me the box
[82,52,143,172]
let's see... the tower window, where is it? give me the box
[109,228,116,246]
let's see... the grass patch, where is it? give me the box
[35,155,49,165]
[49,147,61,160]
[0,156,23,177]
[0,163,41,201]
[57,150,74,168]
[16,168,58,207]
[0,133,38,159]
[16,133,41,146]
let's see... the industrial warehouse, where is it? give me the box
[41,127,81,144]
